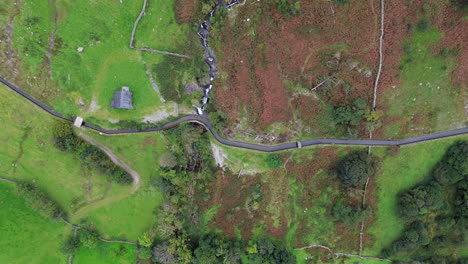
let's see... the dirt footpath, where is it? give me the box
[78,132,141,191]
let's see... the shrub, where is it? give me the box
[265,155,282,168]
[418,20,430,31]
[332,0,349,5]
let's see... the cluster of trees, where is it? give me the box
[398,183,444,219]
[332,199,371,228]
[275,0,301,19]
[16,182,65,220]
[147,233,295,264]
[52,121,132,184]
[61,229,100,255]
[145,124,295,263]
[383,141,468,260]
[330,151,377,227]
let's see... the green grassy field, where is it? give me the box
[9,0,198,125]
[0,181,69,264]
[383,26,465,138]
[0,87,111,214]
[74,241,136,264]
[0,85,164,241]
[134,0,190,52]
[365,135,468,256]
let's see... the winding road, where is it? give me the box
[1,77,467,152]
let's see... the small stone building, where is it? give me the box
[111,86,134,109]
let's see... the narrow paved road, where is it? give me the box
[1,77,467,152]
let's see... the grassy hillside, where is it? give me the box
[0,85,162,241]
[0,181,69,264]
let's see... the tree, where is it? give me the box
[335,151,376,186]
[398,183,444,220]
[455,180,468,219]
[194,234,242,264]
[138,232,153,248]
[390,221,430,255]
[80,229,99,248]
[167,232,193,264]
[61,235,80,254]
[333,98,368,127]
[139,246,152,260]
[153,244,176,264]
[159,153,178,169]
[208,111,227,131]
[52,121,84,152]
[432,141,468,185]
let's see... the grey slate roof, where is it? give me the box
[111,86,134,109]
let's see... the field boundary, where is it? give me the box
[361,0,386,255]
[295,243,393,263]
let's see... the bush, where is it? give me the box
[332,0,349,4]
[335,151,376,186]
[265,155,282,169]
[418,20,430,31]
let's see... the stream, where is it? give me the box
[196,0,240,115]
